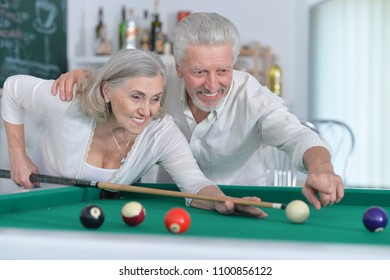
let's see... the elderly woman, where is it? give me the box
[1,48,265,218]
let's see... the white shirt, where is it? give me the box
[162,60,330,185]
[1,75,215,199]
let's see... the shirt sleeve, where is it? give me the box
[257,86,331,172]
[1,75,71,125]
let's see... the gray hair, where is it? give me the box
[173,12,241,67]
[78,48,166,121]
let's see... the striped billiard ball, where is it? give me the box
[121,201,146,226]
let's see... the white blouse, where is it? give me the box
[83,162,117,182]
[2,75,215,200]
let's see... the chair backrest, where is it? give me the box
[310,119,355,186]
[264,119,318,187]
[263,146,300,186]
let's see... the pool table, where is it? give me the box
[0,182,389,260]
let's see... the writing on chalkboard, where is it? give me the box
[0,0,67,87]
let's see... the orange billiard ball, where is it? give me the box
[164,207,191,234]
[121,201,146,226]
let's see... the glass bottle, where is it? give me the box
[119,6,127,50]
[95,7,111,55]
[125,8,139,49]
[95,7,105,42]
[139,9,150,51]
[269,56,282,96]
[150,0,164,53]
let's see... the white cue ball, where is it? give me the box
[285,200,310,224]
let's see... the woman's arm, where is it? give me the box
[2,75,72,187]
[192,185,268,218]
[3,121,39,188]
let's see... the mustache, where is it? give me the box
[194,86,226,95]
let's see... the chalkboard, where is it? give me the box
[0,0,67,87]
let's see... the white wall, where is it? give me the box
[67,0,311,118]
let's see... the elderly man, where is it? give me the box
[53,12,344,210]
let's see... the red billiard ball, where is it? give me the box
[164,207,191,234]
[80,205,105,229]
[121,201,146,226]
[362,206,388,232]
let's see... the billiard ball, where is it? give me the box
[80,205,105,229]
[164,207,191,234]
[285,200,310,224]
[362,206,388,232]
[121,201,146,226]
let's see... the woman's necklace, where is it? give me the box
[109,127,132,165]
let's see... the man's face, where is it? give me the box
[176,43,234,112]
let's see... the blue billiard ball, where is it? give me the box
[362,206,388,232]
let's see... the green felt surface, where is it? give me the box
[0,184,389,246]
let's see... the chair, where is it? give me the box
[264,119,319,186]
[310,119,355,186]
[263,146,300,186]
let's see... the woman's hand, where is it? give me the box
[191,185,268,219]
[10,156,40,189]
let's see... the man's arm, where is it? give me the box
[302,146,344,210]
[51,69,89,101]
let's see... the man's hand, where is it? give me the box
[302,170,344,210]
[51,69,88,101]
[192,185,268,218]
[302,146,345,210]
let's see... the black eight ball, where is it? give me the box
[80,205,105,229]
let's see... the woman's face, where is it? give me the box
[103,74,164,136]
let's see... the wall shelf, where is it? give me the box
[69,43,273,88]
[69,56,110,70]
[69,54,174,70]
[237,41,272,86]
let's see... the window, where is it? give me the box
[309,0,390,187]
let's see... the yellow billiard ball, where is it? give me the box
[286,200,310,224]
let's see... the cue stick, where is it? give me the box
[0,169,285,210]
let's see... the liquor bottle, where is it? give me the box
[150,0,164,54]
[119,6,127,50]
[269,56,282,96]
[139,9,150,51]
[95,7,112,55]
[95,7,105,42]
[124,8,138,49]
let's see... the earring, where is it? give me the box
[105,101,110,115]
